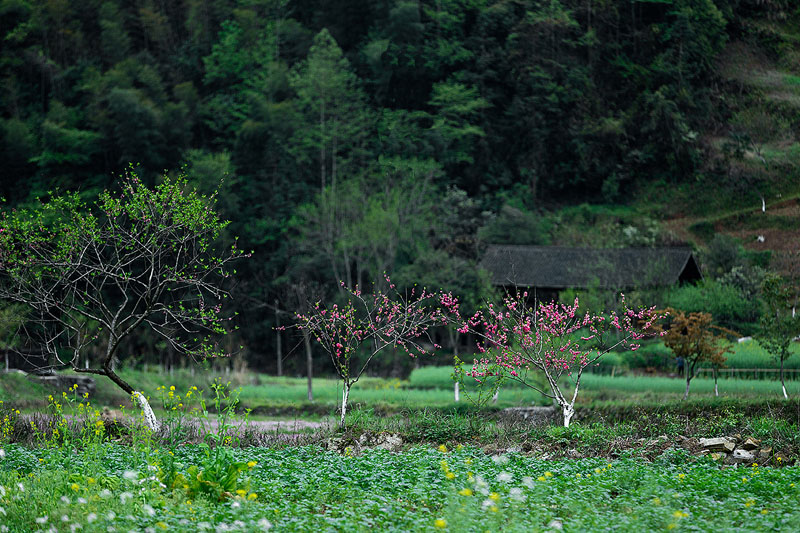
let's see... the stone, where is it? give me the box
[730,449,755,464]
[374,433,404,452]
[699,437,735,453]
[758,447,772,460]
[741,437,760,451]
[709,452,726,461]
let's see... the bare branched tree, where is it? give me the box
[0,170,246,429]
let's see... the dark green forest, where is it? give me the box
[2,0,800,375]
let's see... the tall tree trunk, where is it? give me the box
[275,300,282,377]
[683,376,691,401]
[304,331,313,401]
[781,358,788,399]
[713,367,718,397]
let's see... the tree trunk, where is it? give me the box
[713,367,718,397]
[781,359,788,399]
[132,391,159,432]
[683,376,691,401]
[275,300,282,377]
[339,383,350,428]
[562,403,575,428]
[304,331,313,401]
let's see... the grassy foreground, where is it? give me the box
[1,443,799,532]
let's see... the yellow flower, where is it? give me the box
[247,493,257,501]
[434,519,447,529]
[464,458,473,465]
[438,444,448,453]
[247,461,257,468]
[672,510,688,518]
[537,476,546,482]
[745,500,755,508]
[761,509,768,515]
[544,472,552,478]
[87,478,95,484]
[235,489,247,496]
[677,473,685,480]
[456,444,463,451]
[489,492,500,502]
[70,483,79,491]
[489,505,499,513]
[170,386,175,391]
[667,524,677,530]
[652,498,661,505]
[156,522,168,530]
[446,472,456,480]
[458,488,473,496]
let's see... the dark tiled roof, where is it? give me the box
[480,245,701,289]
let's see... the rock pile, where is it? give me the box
[699,435,775,465]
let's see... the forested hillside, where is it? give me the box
[1,0,799,373]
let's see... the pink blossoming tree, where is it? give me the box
[457,292,664,427]
[297,277,454,428]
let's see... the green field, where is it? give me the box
[1,443,798,532]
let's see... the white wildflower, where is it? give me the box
[0,507,5,516]
[548,519,563,530]
[509,487,526,502]
[123,470,138,481]
[87,513,97,523]
[197,522,211,530]
[0,526,7,533]
[35,516,48,524]
[0,485,5,497]
[497,471,513,483]
[522,476,535,489]
[99,489,112,499]
[482,498,494,509]
[142,504,155,517]
[77,497,88,505]
[0,449,5,458]
[70,524,82,532]
[217,523,231,532]
[119,492,133,504]
[61,515,70,522]
[107,511,116,520]
[60,496,71,504]
[16,482,24,492]
[233,521,246,529]
[491,455,509,465]
[231,501,241,509]
[257,518,272,531]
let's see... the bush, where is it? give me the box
[665,279,760,335]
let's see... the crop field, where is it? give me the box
[3,370,800,532]
[1,443,799,532]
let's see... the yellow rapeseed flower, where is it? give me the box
[70,483,79,492]
[537,476,546,482]
[247,461,257,468]
[677,473,685,480]
[247,493,257,501]
[156,522,168,530]
[761,509,768,515]
[667,524,677,530]
[438,444,448,453]
[489,492,500,502]
[745,500,755,508]
[434,519,447,529]
[489,505,499,513]
[458,488,473,496]
[544,472,552,478]
[445,472,456,480]
[672,510,688,518]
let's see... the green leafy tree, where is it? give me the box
[756,275,800,399]
[0,170,247,430]
[289,28,373,193]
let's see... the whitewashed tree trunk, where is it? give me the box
[339,384,350,428]
[132,391,159,432]
[561,403,575,428]
[454,382,459,402]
